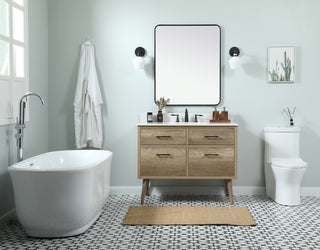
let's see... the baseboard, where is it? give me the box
[300,187,320,196]
[110,186,320,197]
[110,186,142,195]
[110,186,265,195]
[0,209,16,227]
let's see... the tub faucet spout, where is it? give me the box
[16,92,45,162]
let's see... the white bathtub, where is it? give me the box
[8,150,113,238]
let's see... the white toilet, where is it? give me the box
[264,127,308,206]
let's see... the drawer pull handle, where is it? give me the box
[204,153,219,158]
[204,135,219,139]
[156,154,171,157]
[156,136,172,139]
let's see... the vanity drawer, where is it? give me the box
[140,147,186,176]
[188,147,235,176]
[188,127,235,145]
[140,127,186,145]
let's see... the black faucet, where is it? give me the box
[171,114,180,122]
[194,114,203,122]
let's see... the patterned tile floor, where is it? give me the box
[0,195,319,249]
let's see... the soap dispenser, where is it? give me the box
[221,107,228,120]
[213,107,219,121]
[185,109,189,122]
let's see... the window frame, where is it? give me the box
[0,0,28,126]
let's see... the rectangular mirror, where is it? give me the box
[155,24,221,106]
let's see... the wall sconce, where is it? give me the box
[228,47,241,70]
[133,47,146,69]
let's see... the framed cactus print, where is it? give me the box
[268,46,295,83]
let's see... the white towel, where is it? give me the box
[74,41,103,149]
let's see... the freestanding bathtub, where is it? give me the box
[8,150,113,238]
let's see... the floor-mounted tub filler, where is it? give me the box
[8,150,113,238]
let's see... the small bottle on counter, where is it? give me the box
[221,107,228,120]
[213,107,220,121]
[147,112,153,122]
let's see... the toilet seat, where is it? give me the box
[272,158,307,169]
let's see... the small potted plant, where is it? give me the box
[155,97,170,122]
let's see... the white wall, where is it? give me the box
[0,0,48,223]
[47,0,320,188]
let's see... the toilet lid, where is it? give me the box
[272,158,307,169]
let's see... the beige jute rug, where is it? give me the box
[122,206,256,226]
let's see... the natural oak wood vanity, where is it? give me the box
[137,122,238,205]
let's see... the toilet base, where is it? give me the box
[272,165,306,206]
[274,184,301,206]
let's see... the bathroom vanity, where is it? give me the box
[137,122,238,204]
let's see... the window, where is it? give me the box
[0,0,28,125]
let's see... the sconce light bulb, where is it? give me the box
[133,56,145,70]
[228,56,241,70]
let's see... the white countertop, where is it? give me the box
[138,122,238,126]
[139,112,238,126]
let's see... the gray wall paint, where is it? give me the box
[47,0,320,188]
[0,126,15,219]
[24,0,49,159]
[0,0,48,220]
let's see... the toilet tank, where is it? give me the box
[264,127,300,163]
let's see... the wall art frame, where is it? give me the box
[268,46,295,83]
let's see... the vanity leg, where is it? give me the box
[225,179,234,205]
[146,180,151,196]
[224,180,229,197]
[141,179,149,205]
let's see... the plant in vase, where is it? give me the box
[283,107,296,126]
[155,97,170,122]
